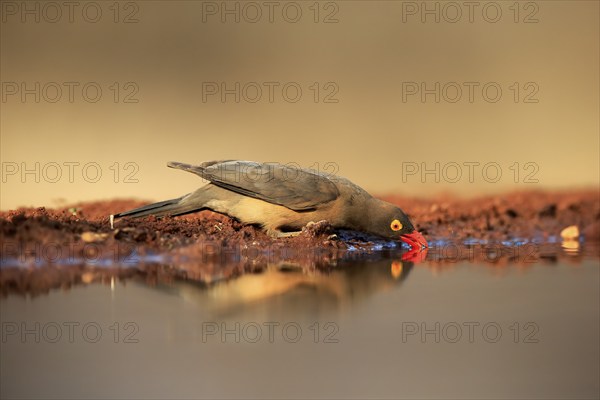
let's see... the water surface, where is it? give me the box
[1,245,599,399]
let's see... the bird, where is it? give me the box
[111,160,428,250]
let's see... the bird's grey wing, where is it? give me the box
[167,161,340,211]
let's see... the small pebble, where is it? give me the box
[81,232,109,243]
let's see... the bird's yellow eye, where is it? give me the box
[390,219,402,231]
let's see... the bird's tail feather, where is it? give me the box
[113,196,200,219]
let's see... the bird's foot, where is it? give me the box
[302,220,333,236]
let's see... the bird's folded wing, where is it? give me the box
[167,160,340,211]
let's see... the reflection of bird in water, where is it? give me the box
[163,258,414,319]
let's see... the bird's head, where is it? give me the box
[365,201,428,250]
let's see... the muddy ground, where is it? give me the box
[1,190,599,295]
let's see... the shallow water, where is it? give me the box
[1,245,599,399]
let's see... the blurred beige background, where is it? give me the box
[1,0,598,210]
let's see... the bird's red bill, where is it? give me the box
[401,231,428,250]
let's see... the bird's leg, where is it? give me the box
[267,220,331,239]
[268,229,303,238]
